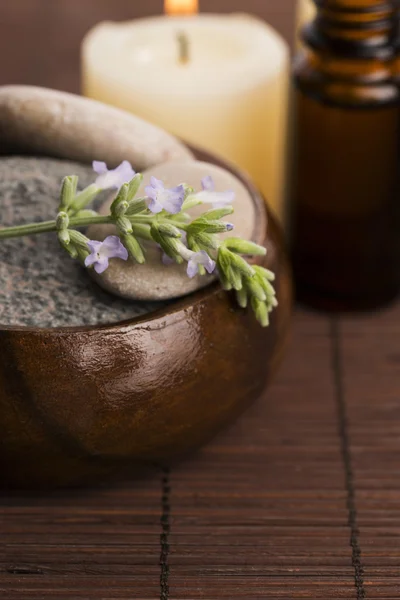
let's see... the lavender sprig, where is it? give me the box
[0,164,277,327]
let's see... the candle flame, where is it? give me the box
[164,0,198,16]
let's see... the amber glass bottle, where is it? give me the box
[292,0,400,311]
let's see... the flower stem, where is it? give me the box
[0,215,113,240]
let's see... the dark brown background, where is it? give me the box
[2,2,400,600]
[0,0,296,93]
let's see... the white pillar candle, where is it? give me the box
[81,13,289,222]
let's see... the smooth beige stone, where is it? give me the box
[86,161,256,301]
[0,85,192,170]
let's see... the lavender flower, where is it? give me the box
[85,235,128,274]
[145,177,185,214]
[196,176,235,208]
[187,250,216,279]
[93,160,136,190]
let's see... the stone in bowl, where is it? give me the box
[0,86,292,488]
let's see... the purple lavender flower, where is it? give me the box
[187,250,216,279]
[145,177,185,214]
[93,160,136,190]
[85,235,128,274]
[197,176,235,208]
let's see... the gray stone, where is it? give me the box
[86,160,256,301]
[0,85,193,170]
[0,157,168,328]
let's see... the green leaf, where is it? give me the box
[201,207,234,220]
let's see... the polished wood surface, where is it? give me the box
[1,1,399,598]
[3,305,400,598]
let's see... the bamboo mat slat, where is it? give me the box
[2,305,400,598]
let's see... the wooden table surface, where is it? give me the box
[1,1,400,599]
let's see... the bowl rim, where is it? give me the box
[0,145,268,335]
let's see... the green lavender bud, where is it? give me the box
[269,296,279,310]
[157,223,182,238]
[151,223,183,263]
[113,200,129,217]
[217,245,231,272]
[187,234,201,253]
[72,184,99,213]
[217,247,242,290]
[188,218,232,235]
[126,173,143,201]
[116,216,133,235]
[68,230,90,262]
[56,211,70,231]
[57,228,70,245]
[59,176,78,211]
[252,267,277,307]
[228,253,256,279]
[227,266,243,291]
[253,265,275,282]
[236,287,248,308]
[189,232,219,250]
[122,234,145,264]
[125,198,148,216]
[256,274,276,299]
[251,297,269,327]
[224,238,267,257]
[131,223,153,241]
[57,228,78,259]
[244,274,267,302]
[218,269,233,291]
[110,183,129,215]
[69,230,90,253]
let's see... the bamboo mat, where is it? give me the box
[1,304,400,599]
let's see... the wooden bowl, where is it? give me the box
[0,147,292,488]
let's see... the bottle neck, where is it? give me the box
[303,1,400,59]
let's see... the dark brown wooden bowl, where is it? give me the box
[0,147,292,488]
